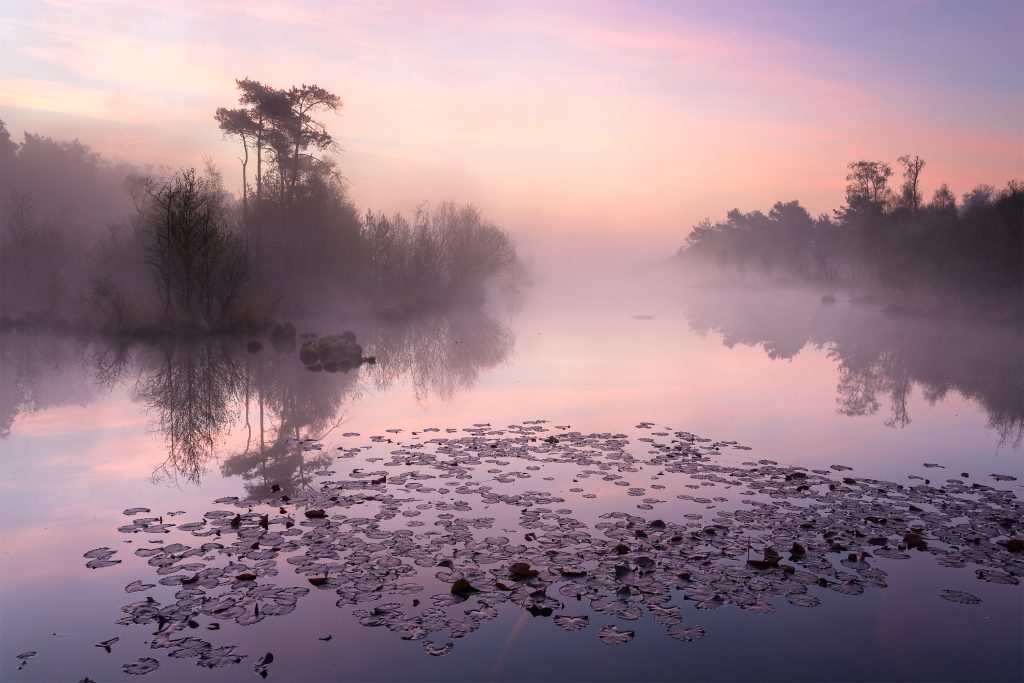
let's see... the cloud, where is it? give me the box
[2,0,1019,254]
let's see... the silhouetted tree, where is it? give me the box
[281,84,342,205]
[897,154,926,212]
[930,183,956,211]
[677,157,1022,321]
[214,107,258,218]
[844,160,893,212]
[141,168,251,327]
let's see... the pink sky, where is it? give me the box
[1,0,1022,260]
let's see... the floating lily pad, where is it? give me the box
[86,558,122,569]
[422,641,453,656]
[552,614,589,631]
[124,580,155,593]
[666,623,706,641]
[598,625,635,645]
[80,419,1023,666]
[16,651,36,670]
[940,589,982,604]
[122,657,159,675]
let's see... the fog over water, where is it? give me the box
[1,3,1021,677]
[2,265,1022,681]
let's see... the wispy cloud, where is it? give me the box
[1,0,1019,255]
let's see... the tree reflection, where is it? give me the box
[683,287,1023,444]
[365,306,514,402]
[219,343,358,497]
[0,304,515,483]
[832,350,912,428]
[0,332,98,437]
[133,342,248,484]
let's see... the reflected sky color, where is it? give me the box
[1,278,1021,681]
[2,0,1022,260]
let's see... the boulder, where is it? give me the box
[299,344,320,366]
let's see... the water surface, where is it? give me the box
[2,275,1021,682]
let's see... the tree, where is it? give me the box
[897,154,925,212]
[228,78,291,207]
[281,84,342,205]
[217,80,343,214]
[0,119,17,202]
[214,107,257,218]
[961,184,995,212]
[844,160,893,212]
[929,183,956,212]
[141,168,250,325]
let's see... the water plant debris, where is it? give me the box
[82,421,1020,668]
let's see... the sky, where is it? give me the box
[1,0,1022,261]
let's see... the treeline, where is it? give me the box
[0,78,519,333]
[676,156,1023,320]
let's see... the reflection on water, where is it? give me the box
[368,307,514,401]
[0,305,515,484]
[133,343,256,484]
[681,288,1024,445]
[0,332,100,437]
[2,290,1022,682]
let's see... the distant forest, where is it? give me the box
[0,79,520,333]
[676,156,1022,321]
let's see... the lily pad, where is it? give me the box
[552,615,589,631]
[598,625,635,645]
[122,657,160,675]
[666,623,706,641]
[940,589,981,605]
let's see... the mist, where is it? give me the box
[2,5,1023,681]
[0,81,522,335]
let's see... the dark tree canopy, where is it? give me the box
[0,78,519,333]
[678,156,1023,321]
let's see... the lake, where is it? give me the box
[2,270,1021,682]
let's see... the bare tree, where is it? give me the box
[141,169,251,327]
[897,154,926,212]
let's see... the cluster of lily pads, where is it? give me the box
[83,420,1021,674]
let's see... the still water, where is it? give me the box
[2,273,1021,682]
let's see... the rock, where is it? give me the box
[247,341,263,354]
[299,344,320,366]
[311,335,364,369]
